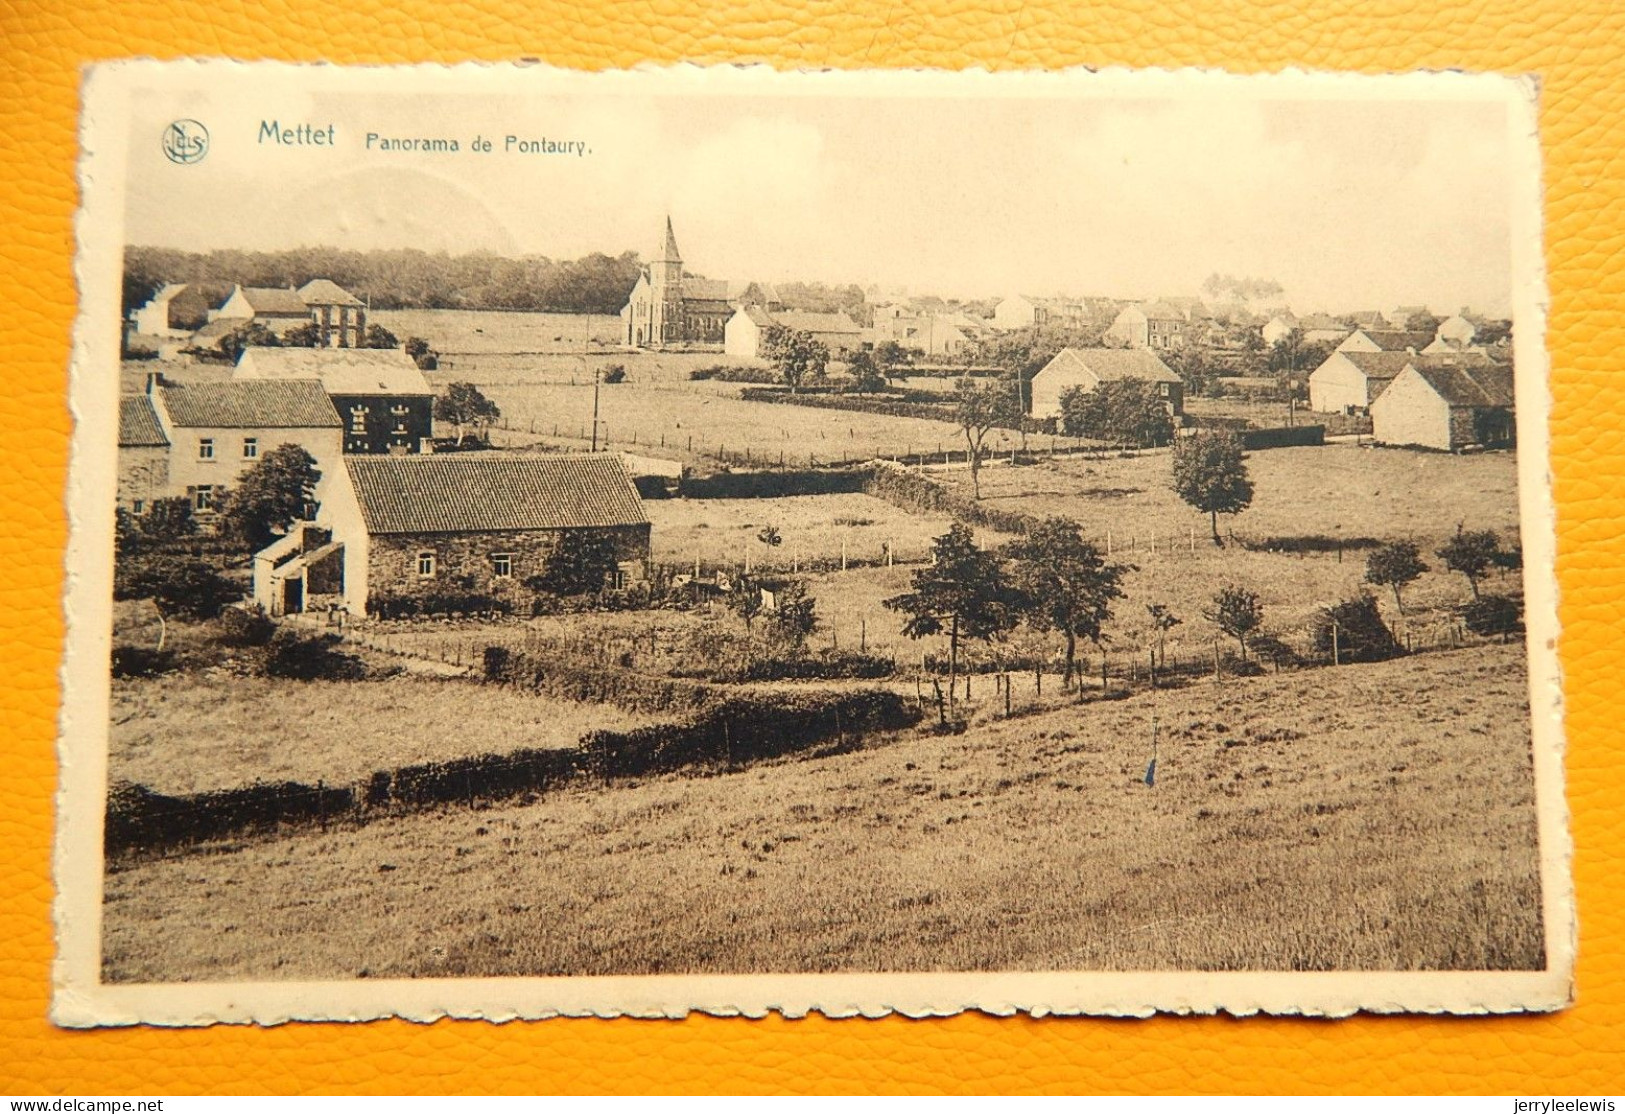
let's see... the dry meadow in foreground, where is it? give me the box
[101,641,1542,981]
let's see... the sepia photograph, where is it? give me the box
[54,62,1570,1024]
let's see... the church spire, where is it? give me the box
[659,215,682,264]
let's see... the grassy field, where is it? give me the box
[937,444,1522,548]
[367,309,622,355]
[101,640,1542,980]
[645,492,991,569]
[109,672,659,796]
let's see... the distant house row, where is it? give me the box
[130,278,370,352]
[117,348,435,516]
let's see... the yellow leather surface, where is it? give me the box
[3,0,1621,1094]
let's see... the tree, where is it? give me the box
[601,364,627,384]
[1312,593,1403,663]
[1204,584,1263,661]
[216,444,321,550]
[216,321,281,362]
[726,575,766,633]
[528,530,621,597]
[1008,517,1128,688]
[362,323,400,349]
[768,579,819,648]
[404,335,432,360]
[434,381,501,446]
[1146,603,1182,669]
[1437,526,1502,600]
[872,340,908,371]
[1171,430,1254,545]
[282,321,321,347]
[1059,380,1175,449]
[140,496,196,542]
[760,325,828,392]
[1365,540,1429,614]
[113,556,241,648]
[844,350,887,394]
[1463,594,1523,641]
[953,377,1015,500]
[884,522,1018,716]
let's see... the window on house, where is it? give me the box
[242,437,258,459]
[416,551,436,578]
[132,499,145,515]
[490,553,514,579]
[350,405,368,434]
[198,438,215,460]
[193,485,215,512]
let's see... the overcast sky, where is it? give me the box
[124,74,1517,315]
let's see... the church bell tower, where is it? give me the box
[650,216,683,345]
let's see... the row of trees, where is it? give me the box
[885,518,1127,710]
[197,320,405,363]
[123,246,645,319]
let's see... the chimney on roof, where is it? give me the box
[145,371,165,394]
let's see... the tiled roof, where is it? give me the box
[1141,301,1188,321]
[237,286,311,316]
[1038,347,1182,385]
[190,318,251,344]
[298,279,364,307]
[118,395,169,447]
[684,277,731,302]
[1410,363,1515,408]
[345,453,648,536]
[157,380,341,429]
[1366,329,1436,352]
[1339,351,1415,379]
[235,347,432,396]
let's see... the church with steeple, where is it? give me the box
[619,217,737,349]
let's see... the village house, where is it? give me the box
[620,218,734,349]
[1261,313,1298,347]
[125,373,344,517]
[296,279,368,347]
[212,284,315,331]
[1028,347,1184,420]
[871,310,987,357]
[1386,304,1433,329]
[129,283,227,339]
[233,347,434,454]
[724,305,864,359]
[116,395,170,514]
[1307,350,1414,412]
[253,453,650,616]
[1371,361,1515,452]
[993,294,1087,331]
[1106,301,1190,350]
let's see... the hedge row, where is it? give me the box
[678,468,872,500]
[482,644,715,715]
[737,386,957,424]
[580,689,919,778]
[709,650,897,683]
[861,462,1042,536]
[105,686,917,855]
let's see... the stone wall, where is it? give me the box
[368,523,651,604]
[117,447,169,511]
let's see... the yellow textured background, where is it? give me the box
[2,0,1620,1094]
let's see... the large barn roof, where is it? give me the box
[1410,363,1515,409]
[297,279,364,307]
[1338,351,1416,380]
[157,380,342,429]
[234,346,432,396]
[233,286,311,316]
[1035,347,1182,385]
[344,453,648,536]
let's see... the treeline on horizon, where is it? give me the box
[122,245,897,323]
[122,245,647,319]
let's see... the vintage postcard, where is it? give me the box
[54,61,1572,1025]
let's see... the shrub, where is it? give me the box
[1311,593,1403,664]
[262,628,367,681]
[113,555,241,620]
[111,645,178,678]
[1463,594,1523,639]
[216,604,276,647]
[601,364,627,384]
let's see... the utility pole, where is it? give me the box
[591,364,601,452]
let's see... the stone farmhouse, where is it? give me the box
[130,278,371,353]
[1336,328,1435,355]
[724,305,864,359]
[1307,350,1416,412]
[118,373,344,516]
[254,453,651,617]
[1028,347,1184,421]
[1371,361,1515,451]
[234,347,435,454]
[869,309,989,357]
[129,283,229,339]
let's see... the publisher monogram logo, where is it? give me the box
[162,119,209,165]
